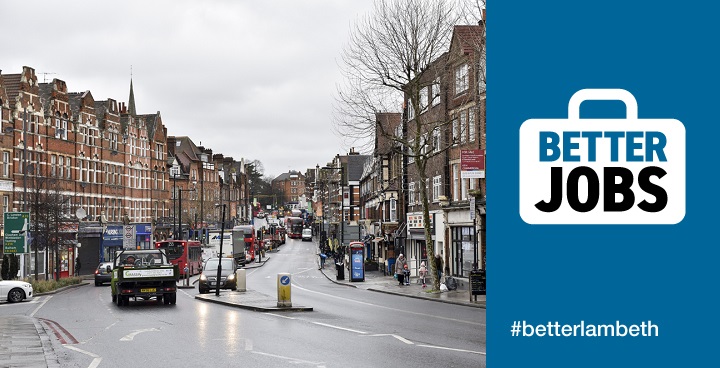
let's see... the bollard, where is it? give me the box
[236,268,247,292]
[277,273,292,307]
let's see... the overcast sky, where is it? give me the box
[1,0,376,179]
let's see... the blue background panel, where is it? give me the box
[489,1,716,366]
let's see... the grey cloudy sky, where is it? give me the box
[1,0,375,178]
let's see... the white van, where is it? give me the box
[301,228,313,241]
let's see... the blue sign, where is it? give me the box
[350,245,364,282]
[280,275,290,285]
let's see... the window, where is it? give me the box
[408,182,416,205]
[431,78,440,106]
[2,151,9,178]
[452,164,460,201]
[461,173,468,200]
[452,118,459,145]
[455,64,469,95]
[432,128,441,153]
[390,198,397,222]
[460,111,467,143]
[51,155,57,176]
[469,109,476,142]
[2,195,8,215]
[419,87,428,113]
[58,156,64,178]
[433,176,441,202]
[66,157,72,179]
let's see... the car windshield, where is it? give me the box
[205,258,234,270]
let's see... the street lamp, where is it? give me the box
[321,165,345,252]
[214,203,227,296]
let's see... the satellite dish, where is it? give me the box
[76,208,87,220]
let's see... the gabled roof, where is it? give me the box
[346,154,371,182]
[2,74,22,106]
[451,25,484,55]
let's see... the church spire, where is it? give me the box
[128,78,137,116]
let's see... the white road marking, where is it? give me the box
[64,345,103,367]
[364,333,414,344]
[251,350,325,365]
[417,344,486,355]
[311,321,367,334]
[292,284,484,327]
[120,328,159,341]
[266,313,296,320]
[29,295,51,317]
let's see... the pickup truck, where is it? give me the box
[110,249,180,306]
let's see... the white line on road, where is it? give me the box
[29,295,52,317]
[265,313,296,319]
[364,334,414,344]
[417,344,486,355]
[120,328,159,341]
[251,350,325,365]
[292,284,483,327]
[311,321,367,334]
[64,345,103,368]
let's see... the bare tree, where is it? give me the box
[27,174,68,280]
[334,0,481,290]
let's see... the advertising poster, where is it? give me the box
[490,1,712,366]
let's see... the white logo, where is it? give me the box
[519,89,685,224]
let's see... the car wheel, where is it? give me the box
[95,280,101,286]
[7,288,24,303]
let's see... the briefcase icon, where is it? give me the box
[519,89,685,225]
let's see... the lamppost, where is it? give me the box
[214,203,227,296]
[321,165,344,251]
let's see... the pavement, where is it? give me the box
[1,251,485,367]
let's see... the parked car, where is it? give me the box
[0,280,33,303]
[94,262,114,286]
[198,257,237,294]
[301,228,313,241]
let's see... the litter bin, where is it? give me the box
[336,262,345,280]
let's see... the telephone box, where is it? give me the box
[349,241,365,282]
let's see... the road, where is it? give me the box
[1,237,485,368]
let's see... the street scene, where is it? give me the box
[0,230,485,367]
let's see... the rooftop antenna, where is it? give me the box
[39,72,56,83]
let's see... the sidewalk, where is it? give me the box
[318,261,486,309]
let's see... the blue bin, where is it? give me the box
[387,258,396,274]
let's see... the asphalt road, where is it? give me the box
[1,237,485,368]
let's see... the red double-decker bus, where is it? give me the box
[154,240,203,276]
[286,217,304,239]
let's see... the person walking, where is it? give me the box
[418,261,428,288]
[318,250,327,269]
[434,254,443,283]
[75,258,81,276]
[395,254,408,286]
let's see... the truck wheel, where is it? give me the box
[168,293,177,305]
[163,293,171,305]
[122,296,130,306]
[157,296,163,305]
[112,294,117,303]
[116,294,122,306]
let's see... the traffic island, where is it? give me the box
[194,289,313,312]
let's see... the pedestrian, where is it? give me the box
[319,249,327,269]
[434,254,443,282]
[419,261,428,288]
[75,258,81,276]
[395,254,408,286]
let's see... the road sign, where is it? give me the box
[123,225,136,249]
[3,212,30,254]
